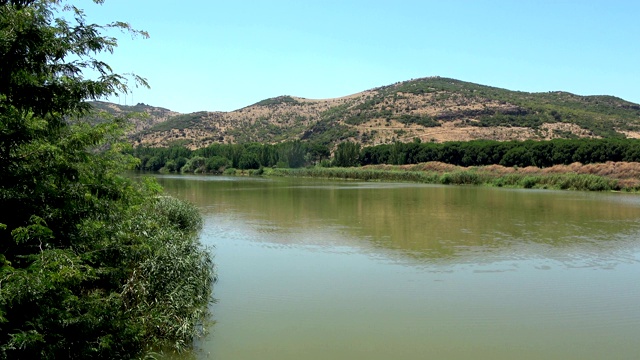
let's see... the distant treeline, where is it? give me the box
[132,138,640,173]
[133,141,331,173]
[358,138,640,167]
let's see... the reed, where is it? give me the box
[262,162,638,192]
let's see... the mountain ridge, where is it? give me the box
[91,77,640,149]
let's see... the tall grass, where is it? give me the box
[262,162,639,192]
[266,167,441,183]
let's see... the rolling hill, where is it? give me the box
[90,77,640,149]
[88,101,180,133]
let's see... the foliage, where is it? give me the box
[144,112,208,132]
[300,109,357,145]
[395,114,439,127]
[132,137,640,182]
[265,166,624,192]
[205,155,231,173]
[181,156,206,173]
[333,141,361,167]
[0,1,213,358]
[358,138,640,168]
[277,140,306,168]
[253,96,300,107]
[133,140,332,173]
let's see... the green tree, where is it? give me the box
[333,141,361,167]
[144,155,165,171]
[181,155,206,173]
[305,142,330,165]
[238,143,261,169]
[0,1,214,358]
[278,140,306,168]
[205,155,231,173]
[500,146,533,167]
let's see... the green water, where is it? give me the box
[155,175,640,360]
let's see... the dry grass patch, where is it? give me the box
[362,161,640,190]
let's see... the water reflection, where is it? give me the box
[156,175,640,268]
[152,174,640,360]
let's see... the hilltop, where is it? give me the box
[91,77,640,148]
[88,101,179,133]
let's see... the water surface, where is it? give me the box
[156,175,640,360]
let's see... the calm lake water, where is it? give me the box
[155,175,640,360]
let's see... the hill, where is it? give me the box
[88,101,180,133]
[96,77,640,148]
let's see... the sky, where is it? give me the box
[80,0,640,113]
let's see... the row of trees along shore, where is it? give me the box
[0,1,214,359]
[133,138,640,173]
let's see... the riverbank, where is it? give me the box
[253,161,640,192]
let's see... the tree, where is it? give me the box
[205,155,231,173]
[278,140,306,168]
[0,1,214,358]
[181,155,206,173]
[333,141,361,167]
[305,142,330,165]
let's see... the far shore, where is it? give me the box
[229,161,640,192]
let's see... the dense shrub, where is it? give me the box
[0,2,214,358]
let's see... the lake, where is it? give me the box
[155,175,640,360]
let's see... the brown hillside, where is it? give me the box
[114,77,640,149]
[89,101,180,133]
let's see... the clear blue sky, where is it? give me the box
[82,0,640,113]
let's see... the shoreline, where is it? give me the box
[249,162,640,192]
